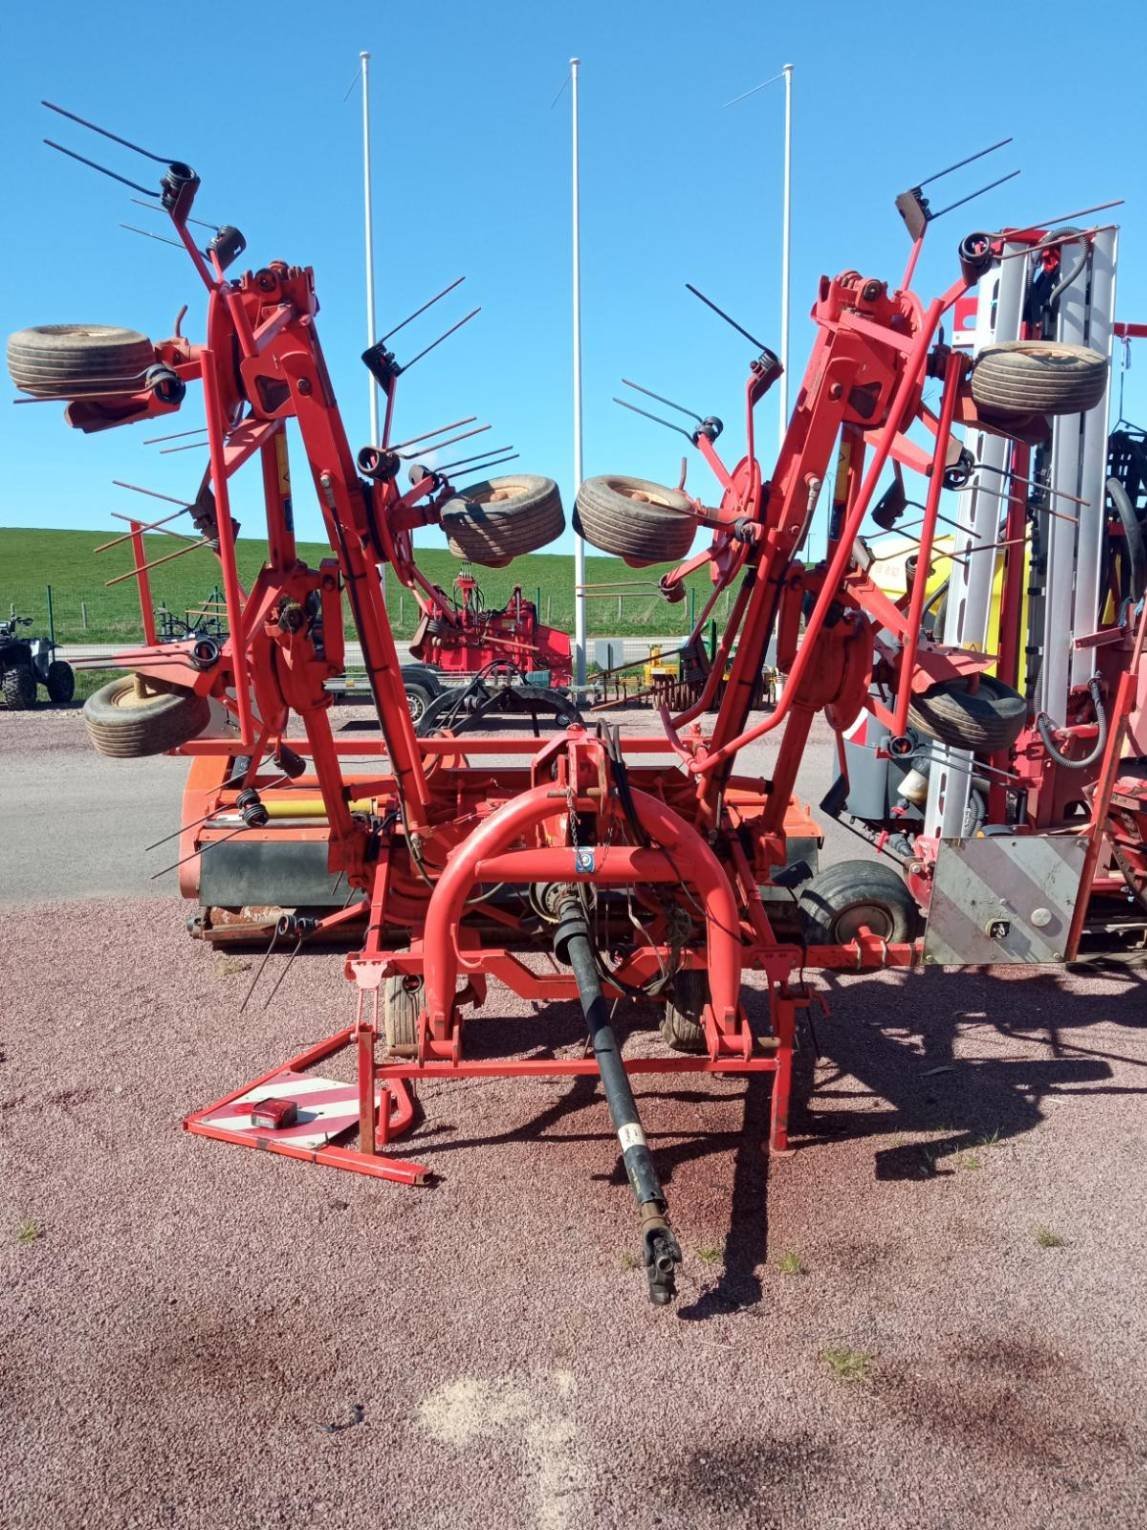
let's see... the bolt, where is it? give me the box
[297,377,312,395]
[829,382,843,399]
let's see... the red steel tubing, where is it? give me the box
[694,292,953,773]
[892,346,965,737]
[420,783,743,1051]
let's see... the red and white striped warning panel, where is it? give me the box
[199,1071,373,1150]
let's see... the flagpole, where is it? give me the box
[779,63,793,446]
[571,57,586,691]
[360,49,385,599]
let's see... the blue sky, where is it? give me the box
[1,0,1144,556]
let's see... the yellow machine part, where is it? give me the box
[870,532,1031,691]
[262,797,375,820]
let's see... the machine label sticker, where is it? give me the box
[575,847,596,874]
[618,1123,646,1152]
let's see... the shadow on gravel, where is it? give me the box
[797,965,1147,1180]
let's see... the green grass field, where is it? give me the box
[1,526,729,648]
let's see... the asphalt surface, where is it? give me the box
[1,706,1145,1528]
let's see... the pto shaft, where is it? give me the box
[553,894,681,1303]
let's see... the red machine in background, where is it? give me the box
[14,103,1145,1304]
[409,571,571,684]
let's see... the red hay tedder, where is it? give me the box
[12,104,1145,1302]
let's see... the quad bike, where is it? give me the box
[0,614,74,708]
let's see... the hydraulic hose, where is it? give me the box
[1036,676,1108,771]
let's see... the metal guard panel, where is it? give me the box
[200,841,364,909]
[924,833,1087,965]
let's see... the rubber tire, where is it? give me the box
[2,664,37,710]
[83,674,211,758]
[403,678,436,725]
[7,324,156,398]
[383,974,422,1055]
[573,475,696,568]
[660,968,708,1054]
[798,859,917,949]
[1107,477,1147,601]
[907,672,1027,753]
[440,475,564,567]
[46,660,75,704]
[970,341,1108,418]
[401,663,444,694]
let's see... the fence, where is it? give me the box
[2,532,730,648]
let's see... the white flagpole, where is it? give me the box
[779,63,793,446]
[360,50,385,600]
[571,57,586,690]
[723,65,794,456]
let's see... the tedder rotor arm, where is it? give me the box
[694,271,974,792]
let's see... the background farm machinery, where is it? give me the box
[0,612,74,708]
[11,103,1146,1302]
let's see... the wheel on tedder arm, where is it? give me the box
[970,341,1108,418]
[798,859,918,956]
[83,673,211,758]
[441,475,564,567]
[6,324,157,397]
[907,672,1027,753]
[383,973,422,1055]
[660,968,709,1054]
[2,663,37,710]
[574,475,697,568]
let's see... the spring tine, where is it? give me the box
[450,453,520,484]
[42,100,174,162]
[399,308,481,373]
[44,139,159,197]
[434,445,513,474]
[380,276,466,343]
[260,935,304,1012]
[104,538,214,587]
[239,923,281,1014]
[14,371,151,402]
[129,196,218,232]
[94,506,191,552]
[685,283,771,354]
[160,440,212,454]
[997,200,1123,239]
[996,225,1118,261]
[399,423,490,460]
[973,461,1090,508]
[388,416,477,452]
[967,475,1080,521]
[869,533,969,569]
[105,513,198,546]
[621,378,703,424]
[143,772,289,853]
[150,822,246,880]
[121,223,190,250]
[916,137,1014,190]
[113,480,195,508]
[142,426,209,446]
[929,169,1021,223]
[612,396,695,442]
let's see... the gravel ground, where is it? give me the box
[1,710,1146,1528]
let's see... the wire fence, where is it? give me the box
[2,576,735,647]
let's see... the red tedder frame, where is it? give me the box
[31,107,1139,1298]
